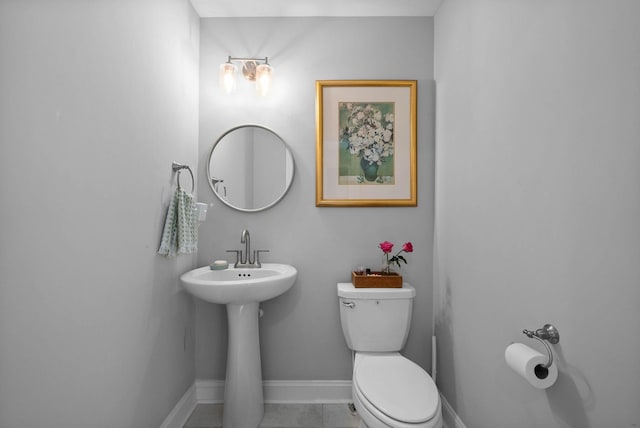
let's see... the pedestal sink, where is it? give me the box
[180,263,297,428]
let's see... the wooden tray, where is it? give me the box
[352,271,403,288]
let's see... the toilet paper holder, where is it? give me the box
[522,324,560,369]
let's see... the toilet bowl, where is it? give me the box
[337,283,442,428]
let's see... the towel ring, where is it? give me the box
[172,162,195,193]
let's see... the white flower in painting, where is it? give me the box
[341,103,394,165]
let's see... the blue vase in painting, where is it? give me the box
[360,157,379,182]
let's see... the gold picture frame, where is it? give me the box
[315,80,417,207]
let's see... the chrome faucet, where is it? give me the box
[241,229,251,264]
[226,229,269,268]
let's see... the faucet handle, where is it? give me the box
[254,250,269,267]
[225,250,241,267]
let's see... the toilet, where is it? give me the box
[337,283,442,428]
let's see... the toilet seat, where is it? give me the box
[354,354,440,426]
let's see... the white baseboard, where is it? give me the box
[159,384,198,428]
[440,393,467,428]
[160,379,353,428]
[194,379,225,403]
[265,380,352,403]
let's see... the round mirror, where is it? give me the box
[207,125,295,212]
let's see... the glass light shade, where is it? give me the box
[255,63,273,96]
[219,62,237,93]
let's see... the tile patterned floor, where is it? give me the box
[184,403,361,428]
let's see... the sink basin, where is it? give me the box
[180,263,297,304]
[180,262,297,428]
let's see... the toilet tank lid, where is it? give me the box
[337,282,415,299]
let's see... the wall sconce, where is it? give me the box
[219,56,273,96]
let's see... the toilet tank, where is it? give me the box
[337,282,415,352]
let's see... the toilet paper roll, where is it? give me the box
[505,343,558,389]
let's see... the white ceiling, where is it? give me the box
[190,0,444,18]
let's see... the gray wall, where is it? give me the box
[196,17,435,380]
[0,1,199,427]
[434,0,640,427]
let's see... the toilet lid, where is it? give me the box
[354,355,439,424]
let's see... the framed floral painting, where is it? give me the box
[315,80,417,207]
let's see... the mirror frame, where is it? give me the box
[206,124,295,212]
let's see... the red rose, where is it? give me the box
[379,241,394,254]
[402,242,413,253]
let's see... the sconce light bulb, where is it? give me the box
[255,63,273,96]
[219,62,237,93]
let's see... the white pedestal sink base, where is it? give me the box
[223,302,264,428]
[179,264,297,428]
